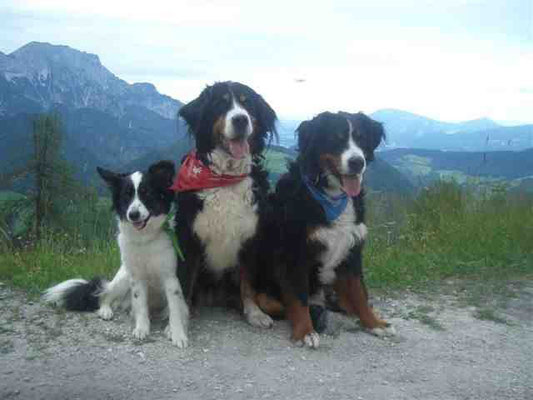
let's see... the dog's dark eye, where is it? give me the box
[223,93,230,102]
[239,94,247,103]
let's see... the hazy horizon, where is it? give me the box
[1,0,531,124]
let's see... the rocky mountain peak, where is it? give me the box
[0,42,181,119]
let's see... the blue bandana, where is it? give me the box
[302,174,348,222]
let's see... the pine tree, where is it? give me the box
[29,114,77,239]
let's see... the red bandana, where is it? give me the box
[170,151,249,192]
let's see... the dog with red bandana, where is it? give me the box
[173,81,278,328]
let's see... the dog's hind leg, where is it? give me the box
[163,274,189,348]
[334,275,395,337]
[241,269,274,328]
[98,265,130,320]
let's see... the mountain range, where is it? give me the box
[0,41,190,185]
[277,109,532,152]
[370,109,533,152]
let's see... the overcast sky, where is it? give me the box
[1,0,532,123]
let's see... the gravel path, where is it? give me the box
[1,282,532,400]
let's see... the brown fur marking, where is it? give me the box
[285,296,314,341]
[255,293,285,316]
[319,153,341,175]
[334,276,388,329]
[212,116,226,144]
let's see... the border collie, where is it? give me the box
[173,81,277,328]
[254,111,395,348]
[43,161,189,348]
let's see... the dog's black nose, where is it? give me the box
[348,157,365,174]
[232,114,249,135]
[128,210,141,221]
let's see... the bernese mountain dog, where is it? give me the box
[173,81,278,328]
[253,111,395,348]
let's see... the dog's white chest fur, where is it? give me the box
[310,199,367,285]
[193,177,258,273]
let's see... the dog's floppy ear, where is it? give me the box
[351,112,385,162]
[178,86,211,133]
[296,120,313,154]
[179,86,215,160]
[97,167,123,188]
[296,118,321,180]
[148,160,175,191]
[247,91,278,156]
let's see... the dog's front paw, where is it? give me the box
[296,331,320,349]
[98,305,114,320]
[368,323,396,338]
[165,324,188,348]
[246,308,274,329]
[132,325,149,340]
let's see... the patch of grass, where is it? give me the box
[264,148,292,175]
[365,181,533,289]
[1,180,532,295]
[0,191,26,201]
[101,331,126,343]
[473,308,509,325]
[403,305,445,331]
[0,338,14,354]
[0,239,119,295]
[0,324,15,334]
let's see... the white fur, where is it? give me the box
[193,174,258,274]
[340,118,366,175]
[43,279,91,306]
[126,172,150,222]
[44,172,189,348]
[224,98,252,140]
[369,325,397,337]
[195,149,273,327]
[296,332,320,349]
[309,289,325,307]
[310,198,367,285]
[243,299,274,328]
[115,214,189,347]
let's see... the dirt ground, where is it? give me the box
[0,281,532,400]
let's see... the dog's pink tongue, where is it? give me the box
[342,176,361,197]
[228,139,250,159]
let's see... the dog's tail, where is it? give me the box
[43,277,107,311]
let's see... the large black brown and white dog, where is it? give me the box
[252,111,395,348]
[44,161,189,348]
[173,81,278,328]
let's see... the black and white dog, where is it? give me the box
[44,161,189,348]
[253,111,395,348]
[173,81,277,328]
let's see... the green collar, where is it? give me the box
[164,211,185,262]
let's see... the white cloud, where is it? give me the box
[2,0,532,123]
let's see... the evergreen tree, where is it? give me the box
[28,114,77,239]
